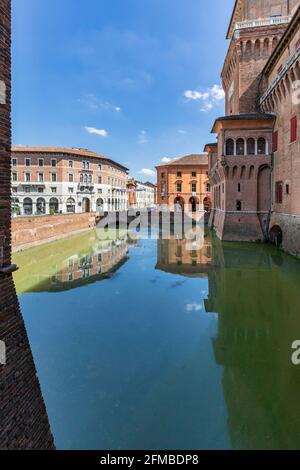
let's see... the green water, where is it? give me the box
[13,229,300,450]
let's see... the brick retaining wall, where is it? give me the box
[12,212,96,252]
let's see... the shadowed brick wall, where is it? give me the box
[0,0,55,449]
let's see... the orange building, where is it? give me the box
[156,154,211,212]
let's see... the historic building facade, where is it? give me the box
[156,154,211,212]
[127,178,156,209]
[11,147,129,216]
[0,0,55,449]
[260,6,300,255]
[207,0,300,253]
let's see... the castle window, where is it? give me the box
[286,184,290,195]
[177,172,182,178]
[191,183,197,193]
[236,139,245,155]
[238,183,241,192]
[275,181,283,204]
[247,138,255,155]
[257,137,266,154]
[290,116,297,143]
[225,139,234,156]
[236,201,242,211]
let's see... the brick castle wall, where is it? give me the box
[0,0,55,449]
[12,212,96,252]
[0,276,55,449]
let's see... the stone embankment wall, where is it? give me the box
[12,212,96,252]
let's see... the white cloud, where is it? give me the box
[186,303,203,313]
[139,168,155,177]
[161,157,172,163]
[138,130,148,144]
[184,90,209,101]
[79,94,122,113]
[183,84,225,112]
[84,126,108,137]
[211,84,225,101]
[178,129,187,135]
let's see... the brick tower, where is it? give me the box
[207,0,297,242]
[0,0,55,449]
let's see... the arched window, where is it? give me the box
[241,165,246,179]
[258,137,266,155]
[49,197,59,214]
[66,198,76,213]
[36,197,46,215]
[236,138,245,155]
[254,39,260,58]
[247,138,255,155]
[272,37,278,50]
[232,165,238,178]
[245,40,252,56]
[226,139,234,156]
[96,198,104,212]
[263,38,269,56]
[23,197,33,215]
[249,165,255,179]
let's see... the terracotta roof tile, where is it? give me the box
[156,154,208,168]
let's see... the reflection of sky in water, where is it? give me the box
[17,235,229,450]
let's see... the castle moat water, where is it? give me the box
[12,228,300,450]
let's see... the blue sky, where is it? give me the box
[13,0,234,180]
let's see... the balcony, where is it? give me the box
[77,184,94,193]
[234,15,291,37]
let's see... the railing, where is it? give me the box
[235,15,291,32]
[260,46,300,104]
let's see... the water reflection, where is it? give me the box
[205,236,300,450]
[156,230,211,277]
[12,228,300,450]
[13,230,130,293]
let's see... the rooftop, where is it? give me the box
[211,113,276,133]
[11,146,129,172]
[156,154,208,168]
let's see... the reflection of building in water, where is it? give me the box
[156,230,212,277]
[13,230,129,294]
[51,240,129,291]
[0,0,54,449]
[205,236,300,450]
